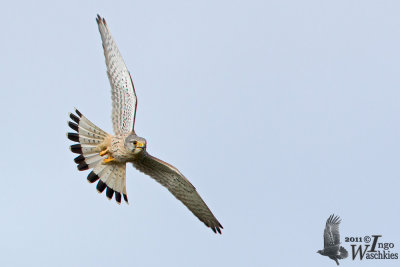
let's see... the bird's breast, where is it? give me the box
[109,135,132,163]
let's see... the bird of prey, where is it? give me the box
[317,214,348,265]
[66,15,223,234]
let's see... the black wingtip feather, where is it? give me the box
[115,192,121,204]
[70,144,82,154]
[123,194,128,203]
[97,180,106,193]
[67,132,79,142]
[87,171,100,183]
[206,222,223,234]
[68,121,79,132]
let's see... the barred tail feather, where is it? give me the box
[90,163,128,204]
[67,108,128,204]
[94,164,128,204]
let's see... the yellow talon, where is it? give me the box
[103,156,116,164]
[99,148,109,156]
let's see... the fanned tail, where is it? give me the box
[67,108,129,204]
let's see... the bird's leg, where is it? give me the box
[103,156,116,164]
[99,147,116,164]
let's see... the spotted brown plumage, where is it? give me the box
[66,15,223,234]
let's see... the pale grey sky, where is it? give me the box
[1,1,399,266]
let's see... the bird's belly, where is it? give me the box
[109,135,131,163]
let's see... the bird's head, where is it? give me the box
[125,134,147,155]
[317,250,323,255]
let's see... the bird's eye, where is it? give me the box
[133,141,137,145]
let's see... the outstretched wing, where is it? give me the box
[323,214,342,248]
[96,15,137,135]
[132,153,223,234]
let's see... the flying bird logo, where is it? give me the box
[317,214,348,265]
[66,15,223,234]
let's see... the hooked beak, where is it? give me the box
[137,142,146,149]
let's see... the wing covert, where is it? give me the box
[132,153,223,234]
[96,15,137,135]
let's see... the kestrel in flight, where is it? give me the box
[66,15,223,234]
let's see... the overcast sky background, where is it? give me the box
[1,1,399,266]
